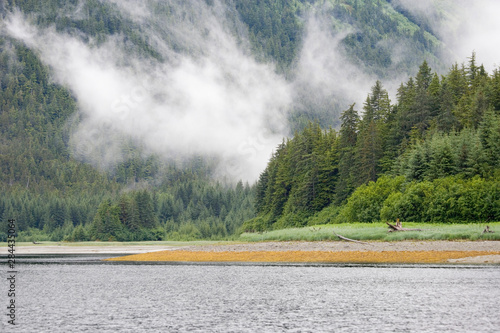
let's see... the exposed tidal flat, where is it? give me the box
[4,223,500,264]
[7,240,500,264]
[106,222,500,265]
[0,240,223,255]
[106,241,500,264]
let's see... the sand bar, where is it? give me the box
[107,250,500,264]
[3,241,500,263]
[0,244,182,254]
[105,240,500,264]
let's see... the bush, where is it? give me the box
[381,175,500,223]
[63,224,89,242]
[336,176,405,222]
[381,181,434,222]
[240,214,274,232]
[307,205,341,225]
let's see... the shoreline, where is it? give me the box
[3,240,500,264]
[106,250,500,264]
[0,244,183,254]
[104,241,500,264]
[177,240,500,252]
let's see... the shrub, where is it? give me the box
[336,176,405,222]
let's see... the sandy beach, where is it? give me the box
[6,240,500,253]
[1,244,182,254]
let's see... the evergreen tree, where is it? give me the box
[135,190,158,229]
[355,82,390,185]
[336,104,359,203]
[435,78,459,131]
[118,194,140,231]
[89,199,123,241]
[491,68,500,112]
[409,61,434,134]
[479,111,500,171]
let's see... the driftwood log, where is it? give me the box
[386,219,422,232]
[482,226,495,234]
[333,231,371,245]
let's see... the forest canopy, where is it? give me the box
[1,1,499,241]
[244,55,500,231]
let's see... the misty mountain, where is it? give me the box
[1,0,456,180]
[1,0,499,241]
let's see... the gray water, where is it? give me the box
[1,256,499,332]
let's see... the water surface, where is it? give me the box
[1,256,499,332]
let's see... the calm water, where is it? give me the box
[1,255,499,332]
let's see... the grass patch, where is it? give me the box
[239,222,500,242]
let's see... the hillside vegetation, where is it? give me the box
[1,0,495,242]
[244,56,500,231]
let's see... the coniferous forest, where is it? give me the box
[1,0,499,242]
[245,57,500,231]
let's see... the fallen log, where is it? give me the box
[386,219,422,232]
[333,231,371,245]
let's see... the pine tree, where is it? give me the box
[336,104,359,203]
[448,63,468,105]
[314,130,339,210]
[409,61,435,134]
[355,81,390,186]
[405,143,427,181]
[435,78,459,131]
[356,120,383,185]
[428,73,441,118]
[479,111,500,171]
[416,60,433,91]
[118,194,140,231]
[491,68,500,112]
[89,200,120,241]
[467,51,478,87]
[135,190,158,229]
[268,143,290,221]
[369,80,391,122]
[426,135,456,180]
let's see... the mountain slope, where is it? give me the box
[0,0,480,241]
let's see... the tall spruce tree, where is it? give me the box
[336,104,359,203]
[355,82,390,185]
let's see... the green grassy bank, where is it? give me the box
[3,223,499,247]
[240,222,500,242]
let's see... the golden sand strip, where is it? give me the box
[106,250,500,264]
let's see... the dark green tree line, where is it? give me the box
[248,55,500,229]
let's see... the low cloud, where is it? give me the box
[4,0,499,183]
[292,11,408,119]
[293,15,375,121]
[4,2,291,182]
[394,0,500,71]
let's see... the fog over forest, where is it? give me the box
[1,0,499,183]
